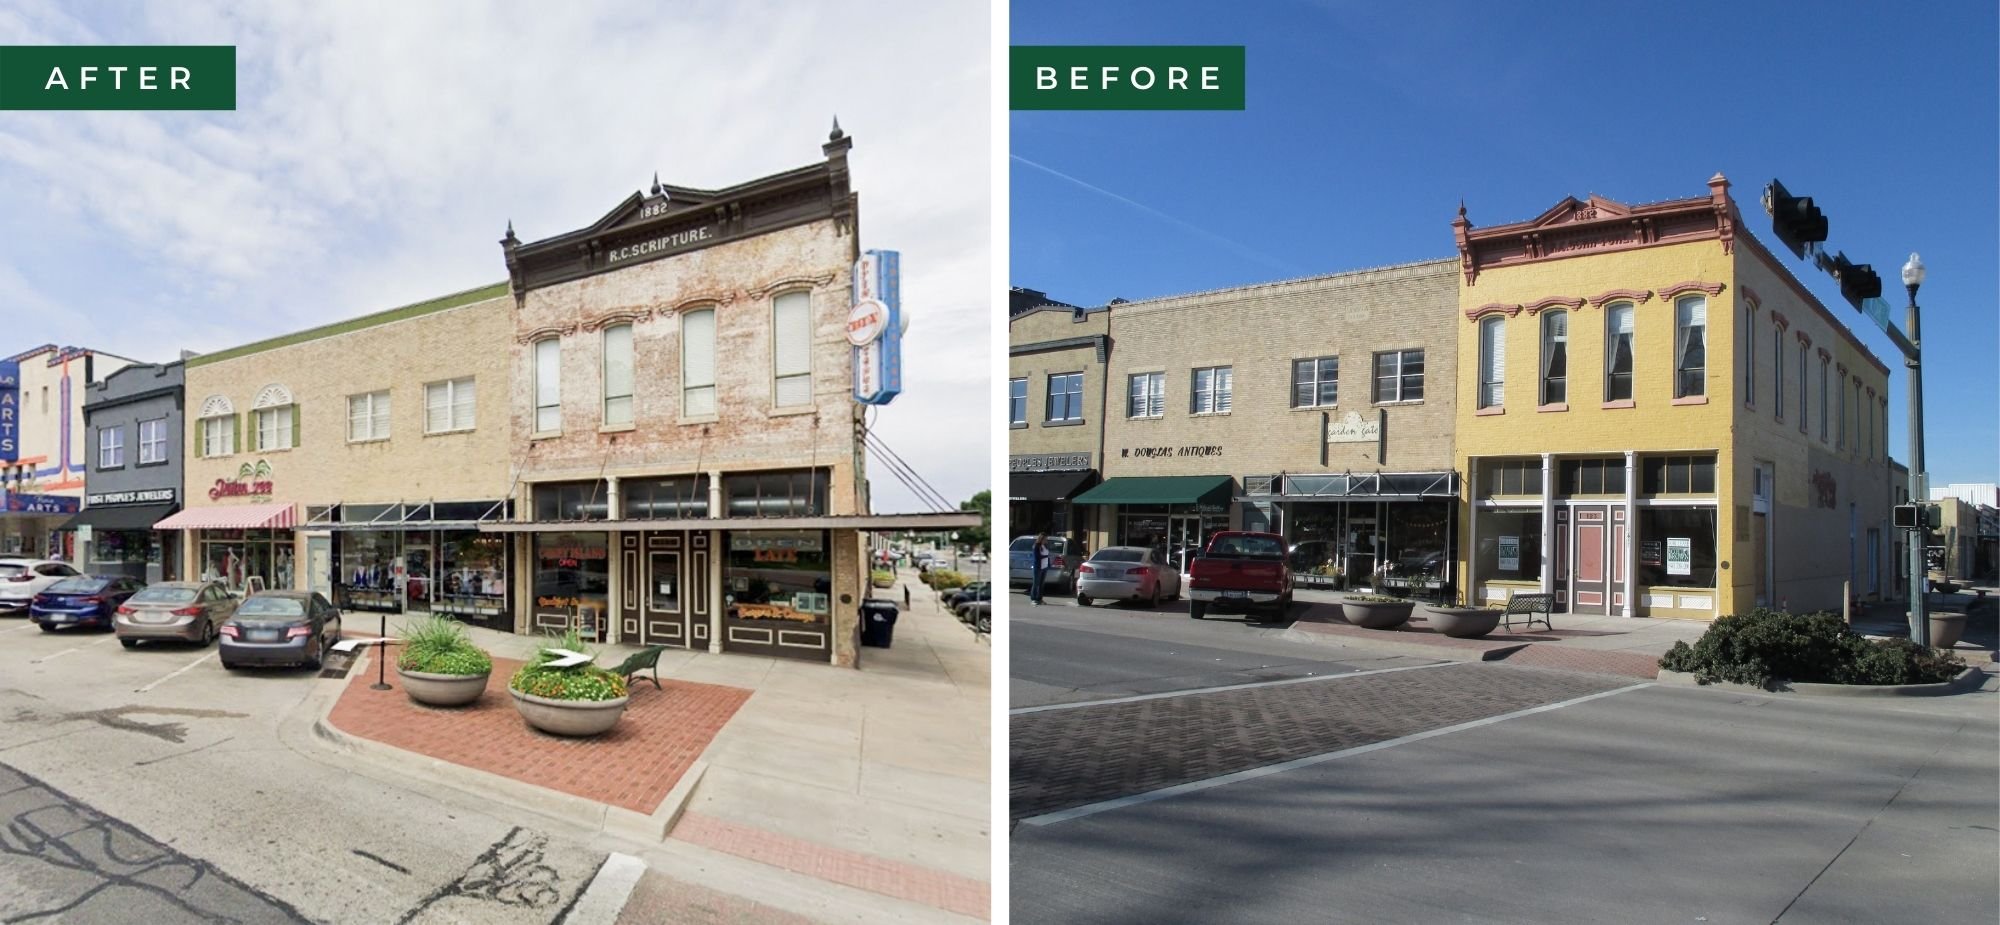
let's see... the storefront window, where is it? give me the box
[724,531,830,624]
[90,531,152,568]
[198,529,294,594]
[623,475,710,520]
[534,481,611,521]
[437,531,507,625]
[533,532,610,640]
[1474,509,1542,583]
[723,469,829,518]
[1390,500,1450,581]
[340,530,402,611]
[1637,507,1717,588]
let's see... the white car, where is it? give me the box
[0,559,85,615]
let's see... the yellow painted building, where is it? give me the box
[1453,176,1892,619]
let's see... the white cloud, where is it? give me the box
[0,0,992,512]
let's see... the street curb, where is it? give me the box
[301,650,704,844]
[1279,624,1529,662]
[1656,665,1990,697]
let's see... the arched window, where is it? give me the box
[1540,310,1567,405]
[1604,303,1634,402]
[1477,315,1505,409]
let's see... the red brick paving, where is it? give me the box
[671,811,990,921]
[615,870,826,925]
[325,655,750,814]
[1495,644,1662,679]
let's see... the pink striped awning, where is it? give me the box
[152,502,296,531]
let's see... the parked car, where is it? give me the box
[115,580,239,648]
[1186,531,1293,621]
[962,600,991,634]
[1075,546,1182,608]
[1007,536,1075,594]
[219,590,343,671]
[29,576,145,632]
[968,552,988,564]
[0,559,85,616]
[944,581,990,611]
[953,584,992,619]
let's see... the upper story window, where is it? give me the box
[1476,316,1506,410]
[251,384,295,451]
[138,419,167,465]
[603,324,635,425]
[772,291,813,409]
[533,338,561,433]
[1773,331,1785,422]
[1045,372,1085,422]
[1190,366,1232,415]
[348,391,390,442]
[1480,458,1543,497]
[1009,378,1028,426]
[1129,372,1165,418]
[426,378,476,434]
[1541,310,1568,405]
[1372,349,1424,403]
[1604,304,1634,402]
[1291,357,1338,409]
[1797,343,1809,433]
[198,394,236,458]
[1837,374,1847,448]
[1742,305,1756,407]
[533,479,611,521]
[1642,454,1718,495]
[1818,358,1829,442]
[1865,390,1874,459]
[724,468,831,518]
[682,308,717,417]
[98,426,124,469]
[1674,296,1706,398]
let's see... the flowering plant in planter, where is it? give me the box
[508,628,628,702]
[395,615,492,707]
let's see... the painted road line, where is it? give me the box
[1009,661,1455,715]
[559,852,647,925]
[136,651,220,693]
[10,621,44,633]
[1020,682,1655,826]
[30,635,122,664]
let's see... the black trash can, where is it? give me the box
[860,600,900,648]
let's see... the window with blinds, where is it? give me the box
[1128,372,1164,418]
[1674,296,1705,398]
[603,324,634,425]
[426,378,475,433]
[202,416,234,457]
[1604,304,1634,401]
[682,308,717,417]
[254,406,292,450]
[1190,366,1232,414]
[534,338,561,433]
[348,391,390,442]
[1477,316,1505,409]
[1291,357,1338,408]
[1541,310,1568,405]
[1372,349,1424,402]
[772,291,812,408]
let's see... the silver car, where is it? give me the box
[1075,546,1182,608]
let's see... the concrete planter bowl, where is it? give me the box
[510,688,629,737]
[1342,599,1415,630]
[1928,612,1967,651]
[1424,607,1503,639]
[396,667,490,707]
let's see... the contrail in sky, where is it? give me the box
[1011,154,1305,276]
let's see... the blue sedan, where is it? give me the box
[30,576,145,632]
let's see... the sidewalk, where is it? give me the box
[310,565,988,923]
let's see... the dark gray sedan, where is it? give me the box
[219,590,342,670]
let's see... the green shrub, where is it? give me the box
[1659,608,1965,686]
[397,615,492,676]
[506,627,629,701]
[871,569,895,586]
[928,570,969,590]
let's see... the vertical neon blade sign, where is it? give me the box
[851,249,903,404]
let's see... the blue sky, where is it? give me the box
[1012,0,1998,489]
[0,1,990,513]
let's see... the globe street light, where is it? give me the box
[1900,252,1929,647]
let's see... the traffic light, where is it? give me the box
[1894,504,1943,530]
[1894,504,1919,529]
[1763,179,1828,258]
[1826,251,1882,309]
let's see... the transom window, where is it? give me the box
[1128,372,1165,418]
[1045,372,1085,421]
[425,378,476,434]
[1482,458,1543,497]
[1558,457,1627,495]
[348,391,390,442]
[1541,310,1568,405]
[1642,455,1718,495]
[1372,350,1424,403]
[98,426,124,469]
[1674,296,1706,398]
[1291,357,1338,408]
[1190,366,1233,415]
[1008,378,1028,426]
[1604,304,1634,402]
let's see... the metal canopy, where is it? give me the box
[306,499,511,531]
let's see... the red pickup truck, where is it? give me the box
[1186,531,1293,621]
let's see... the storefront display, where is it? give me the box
[532,531,609,641]
[339,530,403,612]
[435,532,507,627]
[722,530,832,661]
[1638,507,1717,588]
[198,529,295,595]
[88,529,162,580]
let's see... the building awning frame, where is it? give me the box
[476,511,982,534]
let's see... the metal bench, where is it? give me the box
[1502,593,1554,632]
[612,644,668,692]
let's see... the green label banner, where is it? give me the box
[0,46,236,110]
[1011,45,1244,110]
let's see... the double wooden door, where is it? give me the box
[1558,505,1626,616]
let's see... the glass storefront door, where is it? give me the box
[1345,512,1379,585]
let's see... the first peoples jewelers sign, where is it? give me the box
[86,487,176,507]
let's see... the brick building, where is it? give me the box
[1452,176,1893,619]
[1066,259,1461,582]
[1007,288,1110,547]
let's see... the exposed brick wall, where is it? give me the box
[1008,307,1110,466]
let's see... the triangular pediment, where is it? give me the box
[1526,194,1634,228]
[583,184,726,235]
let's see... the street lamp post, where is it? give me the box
[1901,253,1929,647]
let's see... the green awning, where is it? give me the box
[1071,475,1234,507]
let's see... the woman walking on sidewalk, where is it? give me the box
[1030,532,1050,605]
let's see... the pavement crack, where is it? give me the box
[133,736,233,767]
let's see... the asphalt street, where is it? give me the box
[0,617,610,924]
[1009,591,2000,925]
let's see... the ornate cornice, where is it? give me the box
[1524,296,1586,315]
[1657,280,1727,301]
[1456,181,1732,284]
[1586,288,1653,309]
[1464,302,1523,322]
[517,323,577,345]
